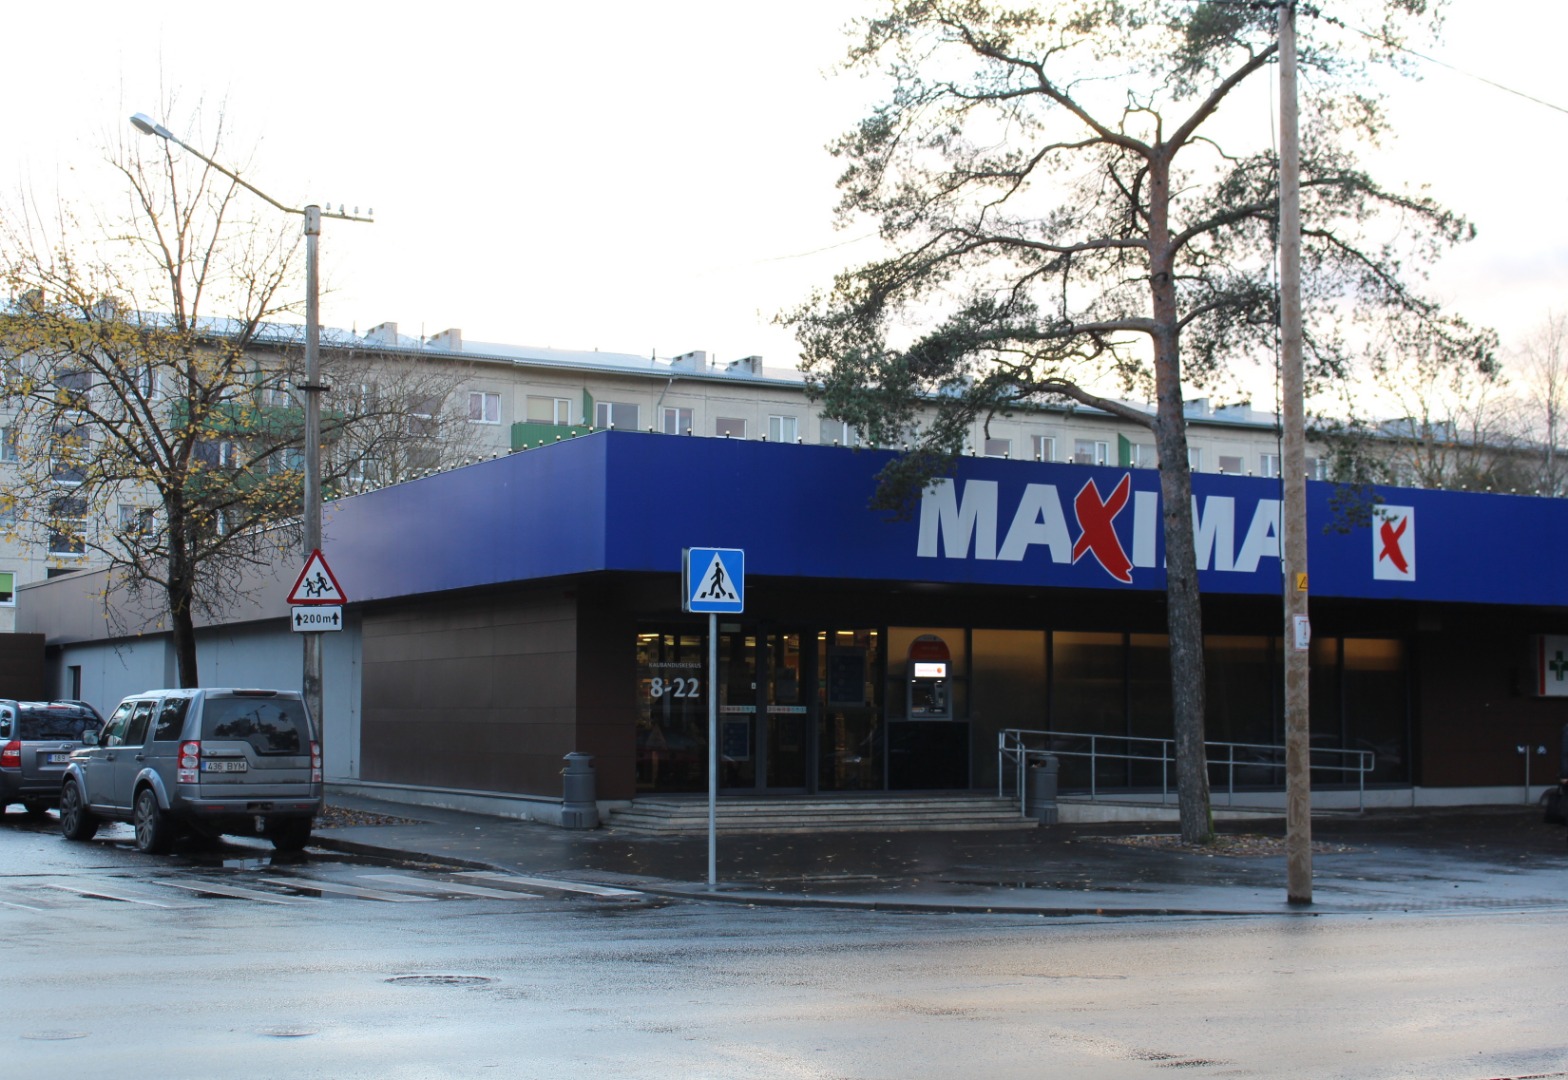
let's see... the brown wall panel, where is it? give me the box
[1416,621,1568,788]
[360,587,585,794]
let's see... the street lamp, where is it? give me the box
[129,112,371,736]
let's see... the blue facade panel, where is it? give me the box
[321,431,1568,608]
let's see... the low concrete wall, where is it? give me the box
[327,779,631,827]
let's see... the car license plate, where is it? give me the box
[45,753,71,764]
[203,760,248,773]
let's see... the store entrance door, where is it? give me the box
[718,627,812,792]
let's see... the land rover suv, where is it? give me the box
[0,700,105,815]
[59,688,322,854]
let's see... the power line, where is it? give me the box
[1200,0,1568,116]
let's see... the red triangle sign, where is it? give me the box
[287,549,348,605]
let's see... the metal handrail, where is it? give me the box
[998,728,1376,816]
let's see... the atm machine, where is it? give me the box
[905,634,952,720]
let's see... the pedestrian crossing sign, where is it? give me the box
[684,547,744,614]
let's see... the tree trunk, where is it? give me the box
[1147,155,1213,845]
[166,533,200,689]
[168,594,200,689]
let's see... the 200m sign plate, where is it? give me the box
[291,605,343,632]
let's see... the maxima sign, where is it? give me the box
[917,476,1288,582]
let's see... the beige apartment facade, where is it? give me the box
[0,318,1307,635]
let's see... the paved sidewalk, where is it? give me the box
[311,795,1568,917]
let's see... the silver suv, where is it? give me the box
[0,700,105,816]
[59,688,322,854]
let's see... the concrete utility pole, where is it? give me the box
[129,114,370,738]
[1277,3,1313,905]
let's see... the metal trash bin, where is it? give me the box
[1026,754,1060,824]
[561,752,601,829]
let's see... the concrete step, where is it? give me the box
[606,795,1037,835]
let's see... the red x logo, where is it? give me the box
[1378,515,1409,575]
[1072,474,1134,583]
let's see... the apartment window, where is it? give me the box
[0,571,13,605]
[0,495,15,526]
[594,401,639,430]
[193,439,238,469]
[54,367,91,407]
[48,495,87,556]
[1032,435,1056,462]
[983,438,1011,459]
[0,426,17,462]
[1130,443,1157,467]
[118,504,156,536]
[1218,454,1245,474]
[661,406,694,435]
[527,396,572,426]
[768,415,799,443]
[715,417,747,439]
[136,365,164,401]
[820,419,855,446]
[1260,453,1281,479]
[1188,447,1204,472]
[467,391,501,424]
[408,395,443,437]
[263,446,304,476]
[1073,439,1109,465]
[50,422,89,484]
[1305,455,1327,480]
[408,445,442,473]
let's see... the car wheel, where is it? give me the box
[132,788,174,854]
[269,820,313,852]
[59,780,99,841]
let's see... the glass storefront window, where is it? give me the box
[1343,638,1408,782]
[634,631,707,792]
[1204,635,1275,745]
[818,629,881,791]
[1127,634,1172,787]
[1051,632,1123,734]
[970,630,1046,789]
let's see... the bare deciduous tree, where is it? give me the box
[0,106,477,687]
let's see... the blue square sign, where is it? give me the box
[684,548,744,614]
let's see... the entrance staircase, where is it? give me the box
[606,794,1037,835]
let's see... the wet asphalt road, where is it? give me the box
[3,810,1566,1079]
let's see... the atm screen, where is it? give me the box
[912,662,947,679]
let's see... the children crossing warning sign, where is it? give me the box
[287,549,348,605]
[683,547,744,614]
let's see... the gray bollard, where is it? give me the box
[561,752,601,829]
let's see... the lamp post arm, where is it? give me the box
[129,113,374,223]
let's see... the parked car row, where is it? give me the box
[1,688,323,854]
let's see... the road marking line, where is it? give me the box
[0,893,49,912]
[259,877,435,902]
[361,873,543,900]
[459,871,643,899]
[39,881,180,908]
[157,880,313,905]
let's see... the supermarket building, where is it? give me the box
[21,431,1568,821]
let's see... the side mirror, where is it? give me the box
[81,729,99,747]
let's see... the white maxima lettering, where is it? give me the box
[918,479,1283,578]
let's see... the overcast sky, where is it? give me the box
[3,1,1563,384]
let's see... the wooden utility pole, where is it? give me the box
[1279,1,1313,904]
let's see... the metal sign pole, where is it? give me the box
[708,611,717,889]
